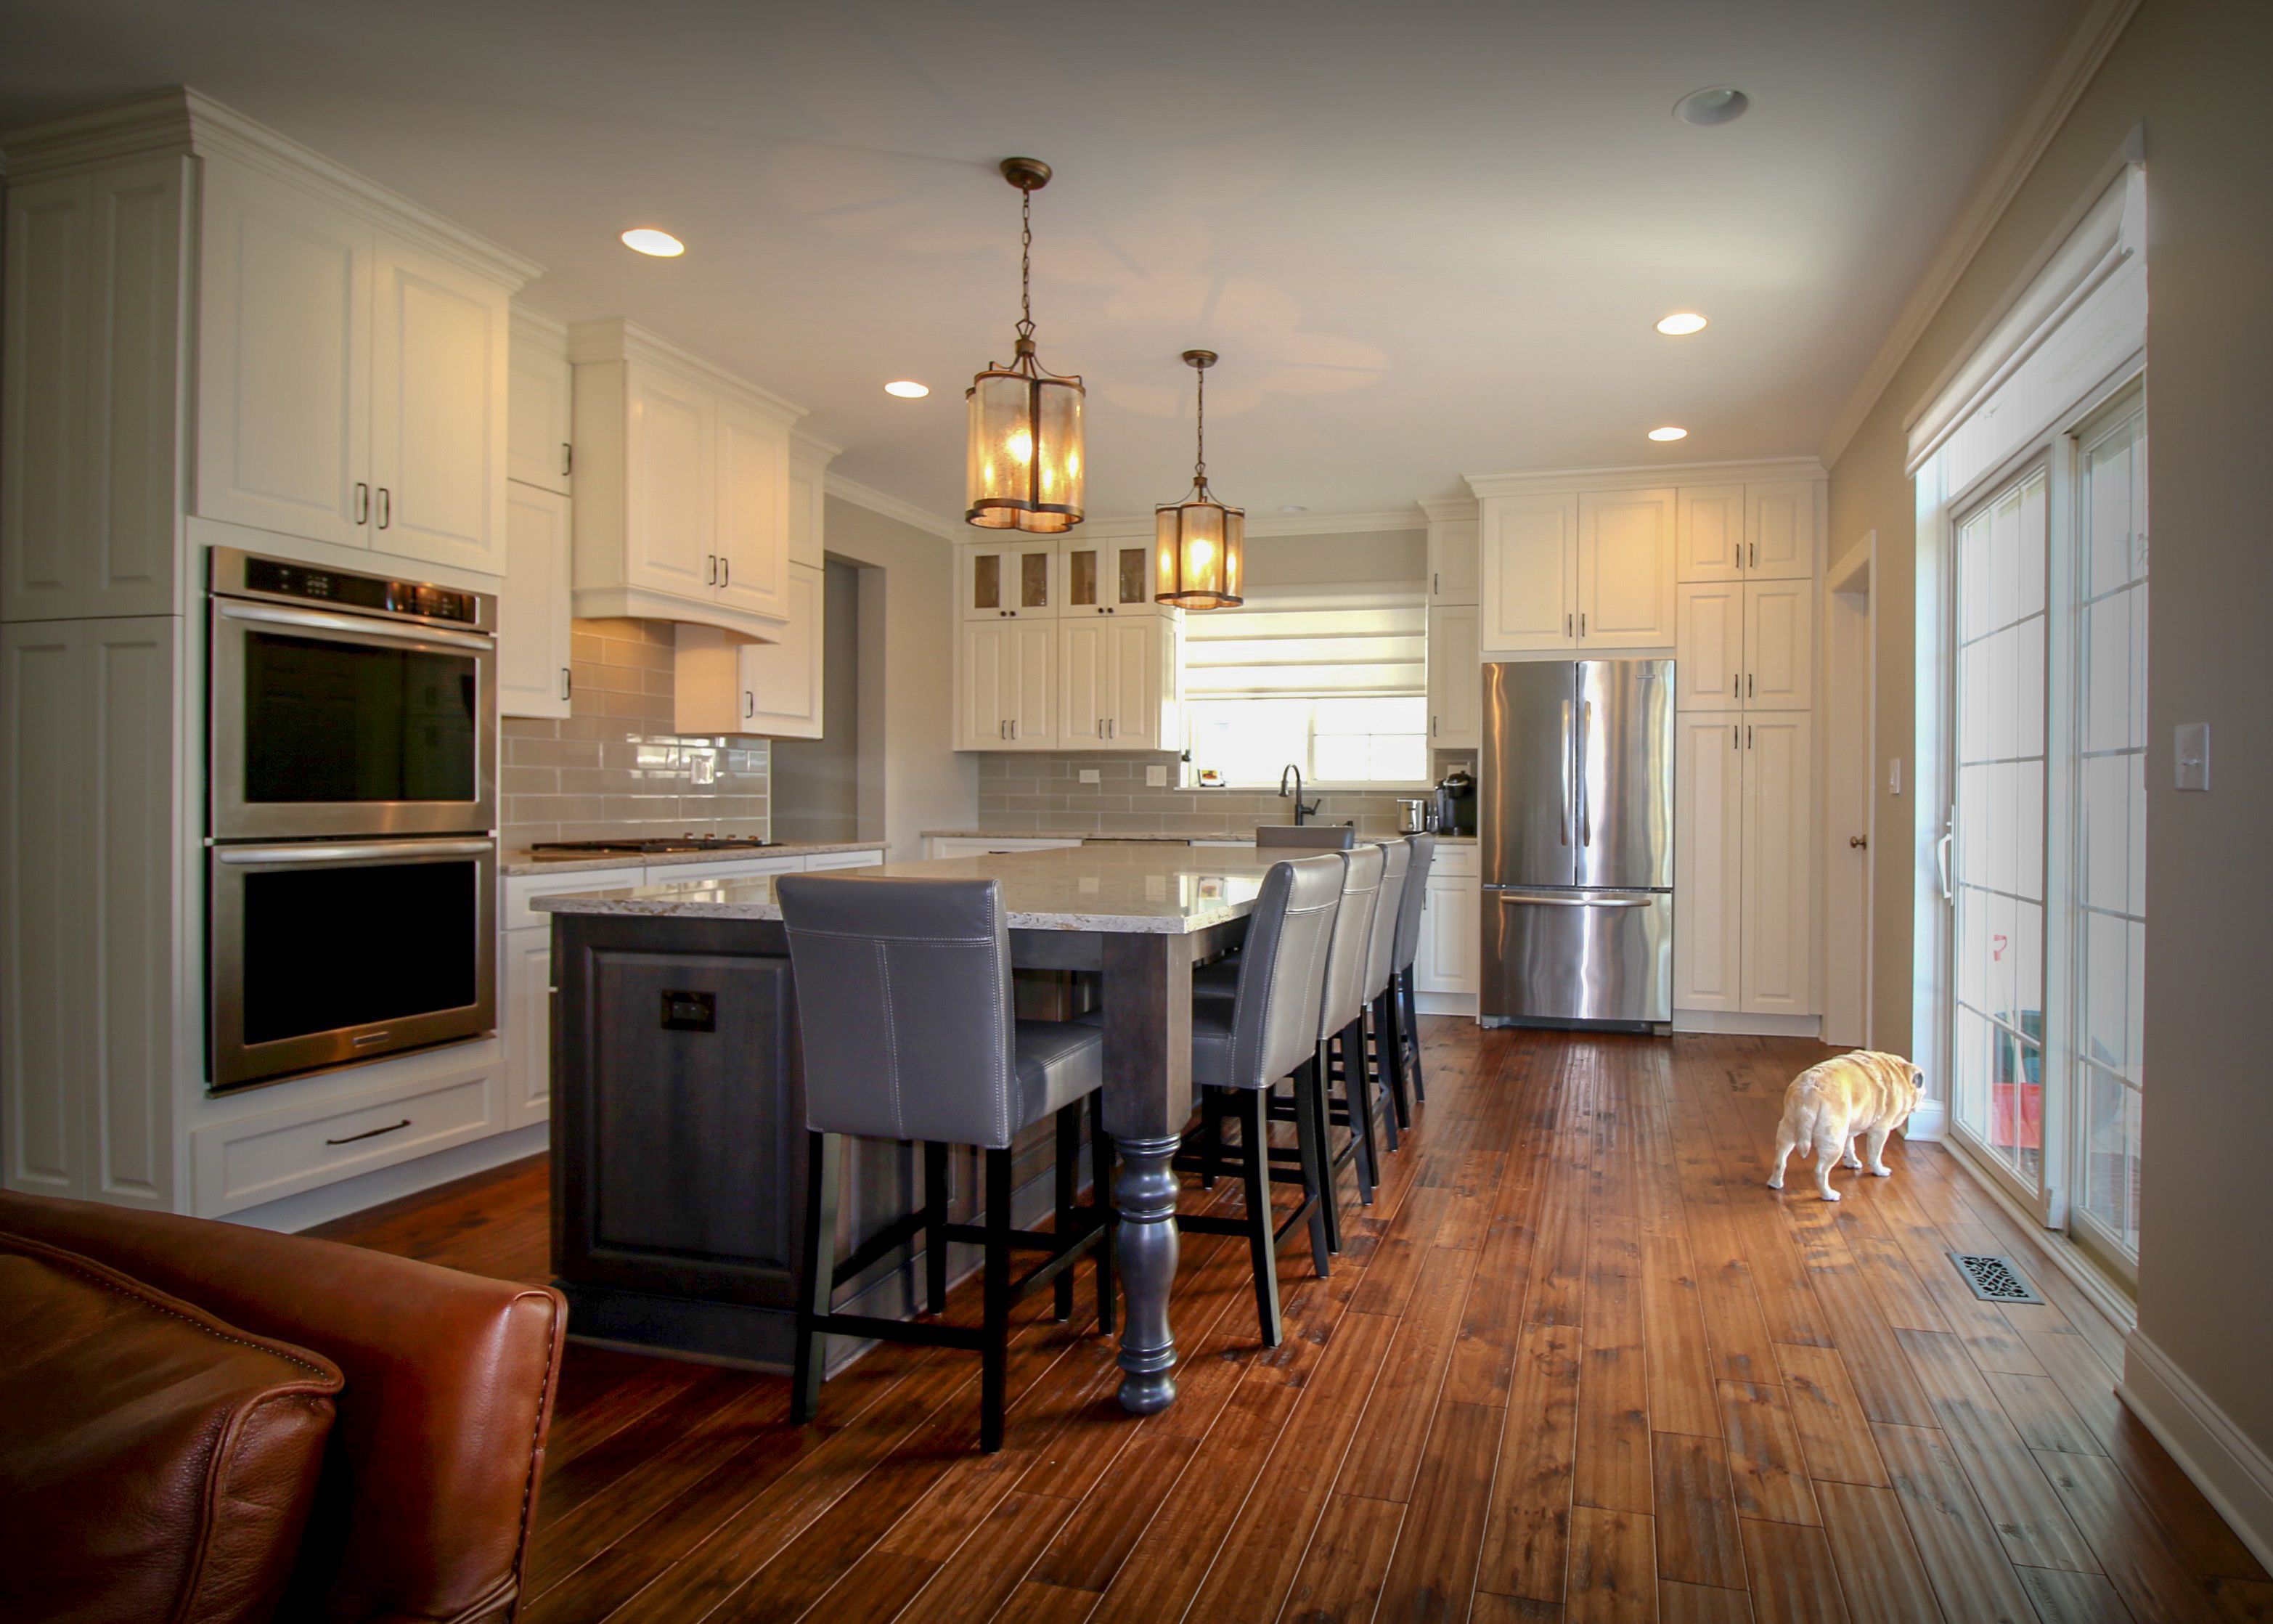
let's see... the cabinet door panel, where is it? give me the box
[1008,621,1058,748]
[505,929,552,1129]
[370,244,506,572]
[624,368,714,599]
[1747,480,1816,579]
[958,621,1010,748]
[1416,877,1480,995]
[1429,518,1480,605]
[507,323,573,494]
[1578,488,1675,646]
[960,540,1060,621]
[714,401,789,620]
[1061,619,1107,747]
[738,560,823,737]
[786,458,823,567]
[500,483,572,718]
[1480,494,1577,651]
[1106,616,1159,748]
[1741,716,1814,1013]
[3,178,92,619]
[1743,580,1814,710]
[1427,605,1481,749]
[1674,714,1745,1011]
[1676,485,1744,582]
[196,163,370,547]
[1675,583,1742,710]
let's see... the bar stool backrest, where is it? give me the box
[1223,854,1344,1091]
[1390,833,1438,974]
[1316,842,1385,1039]
[1363,838,1411,1001]
[776,874,1019,1146]
[1255,825,1355,850]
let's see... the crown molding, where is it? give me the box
[823,473,960,540]
[568,318,808,427]
[1816,0,2142,468]
[790,429,845,468]
[509,305,568,352]
[1419,497,1479,527]
[2,86,544,291]
[1069,507,1422,542]
[1465,454,1825,500]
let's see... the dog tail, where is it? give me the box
[1792,1091,1825,1161]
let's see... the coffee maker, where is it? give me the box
[1434,765,1477,838]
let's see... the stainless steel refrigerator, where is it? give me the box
[1480,659,1675,1028]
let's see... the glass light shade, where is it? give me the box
[1155,494,1244,609]
[966,369,1085,533]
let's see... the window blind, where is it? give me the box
[1180,580,1426,700]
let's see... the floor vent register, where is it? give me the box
[1948,1251,2045,1304]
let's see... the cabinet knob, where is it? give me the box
[1850,835,1869,849]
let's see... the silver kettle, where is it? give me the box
[1396,797,1433,833]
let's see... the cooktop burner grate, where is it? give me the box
[529,837,781,857]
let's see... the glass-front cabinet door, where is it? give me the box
[961,541,1059,621]
[1064,541,1160,616]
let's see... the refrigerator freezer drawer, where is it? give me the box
[1481,888,1673,1026]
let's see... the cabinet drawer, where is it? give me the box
[801,849,884,870]
[1429,843,1479,878]
[658,854,803,884]
[926,836,1082,858]
[191,1064,502,1215]
[505,865,644,929]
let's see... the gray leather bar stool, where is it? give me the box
[1387,834,1438,1114]
[1254,825,1356,849]
[1163,853,1342,1345]
[776,873,1112,1454]
[1355,839,1413,1151]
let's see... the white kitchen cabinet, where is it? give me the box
[674,561,825,738]
[787,439,832,569]
[961,539,1061,622]
[1676,485,1746,582]
[1673,711,1814,1018]
[502,929,552,1130]
[1478,492,1578,652]
[508,310,573,494]
[1742,579,1815,711]
[1675,583,1743,709]
[957,619,1058,749]
[499,483,573,719]
[1414,871,1480,999]
[926,836,1083,859]
[801,849,885,871]
[1746,480,1817,579]
[1427,605,1481,750]
[1061,538,1159,616]
[1061,613,1174,750]
[367,243,509,574]
[568,319,807,639]
[961,546,1175,752]
[1577,488,1676,647]
[1428,514,1480,605]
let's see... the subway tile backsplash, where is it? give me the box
[500,619,768,850]
[975,753,1425,838]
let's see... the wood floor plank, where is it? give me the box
[1987,1370,2107,1458]
[1652,1430,1746,1590]
[1740,1517,1853,1624]
[1815,1479,1949,1624]
[2031,1448,2230,1624]
[1564,1506,1657,1624]
[2016,1564,2139,1624]
[1572,1335,1652,1517]
[1374,1399,1506,1624]
[1274,1490,1405,1624]
[1643,1228,1723,1439]
[1774,1342,1892,1488]
[1472,1594,1569,1623]
[1440,1197,1536,1407]
[1718,1380,1821,1526]
[1873,1421,2043,1624]
[1476,1325,1583,1604]
[1658,1578,1756,1623]
[1335,1237,1482,1501]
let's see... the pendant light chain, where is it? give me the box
[1193,362,1207,490]
[1017,187,1035,344]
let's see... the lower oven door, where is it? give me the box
[210,836,498,1090]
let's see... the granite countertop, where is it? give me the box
[535,842,1283,934]
[501,838,887,877]
[923,828,1477,844]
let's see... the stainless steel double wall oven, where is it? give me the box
[207,547,499,1090]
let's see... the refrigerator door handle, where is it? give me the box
[1558,700,1572,845]
[1576,700,1593,846]
[1492,889,1656,908]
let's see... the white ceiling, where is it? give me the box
[1,0,2079,523]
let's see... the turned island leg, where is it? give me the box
[1098,932,1195,1413]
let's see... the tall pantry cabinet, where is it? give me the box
[0,90,539,1214]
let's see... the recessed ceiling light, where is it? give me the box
[884,380,930,398]
[1676,87,1750,126]
[1656,312,1709,335]
[1649,426,1689,442]
[1278,505,1308,514]
[620,228,685,257]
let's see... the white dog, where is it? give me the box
[1766,1051,1925,1201]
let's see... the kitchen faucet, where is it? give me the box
[1278,764,1319,825]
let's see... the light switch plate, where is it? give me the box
[2175,722,2210,790]
[1888,757,1903,796]
[1146,765,1168,786]
[1079,768,1101,784]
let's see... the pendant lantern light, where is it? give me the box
[1154,350,1244,609]
[966,158,1085,533]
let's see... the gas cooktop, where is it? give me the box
[528,836,781,859]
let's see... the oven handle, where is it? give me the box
[218,599,495,653]
[216,838,496,865]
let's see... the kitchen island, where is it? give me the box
[536,843,1284,1413]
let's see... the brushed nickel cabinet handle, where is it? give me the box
[327,1118,410,1146]
[354,483,370,524]
[375,487,391,529]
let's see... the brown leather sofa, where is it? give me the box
[0,1190,566,1624]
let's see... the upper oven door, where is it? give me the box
[211,597,497,839]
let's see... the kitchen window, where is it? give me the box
[1180,582,1427,787]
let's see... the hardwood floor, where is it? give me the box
[311,1024,2270,1623]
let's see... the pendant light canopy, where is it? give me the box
[1154,350,1244,610]
[966,158,1085,534]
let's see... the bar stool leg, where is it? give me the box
[1292,1068,1333,1276]
[1371,995,1403,1152]
[923,1141,949,1315]
[792,1130,842,1425]
[1054,1103,1080,1323]
[1402,967,1427,1103]
[1310,1042,1345,1250]
[1342,1019,1379,1205]
[1089,1095,1117,1336]
[1227,1087,1282,1347]
[982,1146,1013,1453]
[1199,1090,1223,1188]
[1380,988,1413,1135]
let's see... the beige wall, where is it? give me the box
[1829,0,2273,1483]
[821,496,976,858]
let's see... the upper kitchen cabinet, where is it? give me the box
[1476,491,1578,652]
[568,319,807,640]
[1062,538,1160,616]
[961,538,1060,621]
[1745,480,1818,579]
[508,310,573,494]
[1676,486,1746,582]
[1576,487,1675,646]
[1423,499,1480,605]
[1,91,539,621]
[786,432,838,571]
[499,482,572,719]
[1675,474,1822,583]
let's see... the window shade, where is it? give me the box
[1180,580,1425,700]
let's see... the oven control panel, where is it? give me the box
[211,547,494,632]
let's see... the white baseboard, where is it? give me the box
[1904,1097,1949,1142]
[1672,1009,1824,1038]
[227,1122,550,1233]
[1414,992,1477,1017]
[2119,1330,2273,1574]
